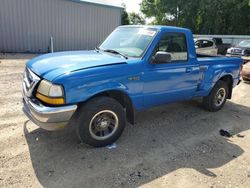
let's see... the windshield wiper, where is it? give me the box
[95,46,100,52]
[103,49,128,59]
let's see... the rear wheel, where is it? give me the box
[203,80,229,112]
[75,96,126,147]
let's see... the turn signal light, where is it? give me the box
[36,93,65,105]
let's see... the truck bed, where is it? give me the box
[195,53,242,97]
[197,53,223,58]
[197,53,241,64]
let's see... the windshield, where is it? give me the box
[238,40,250,48]
[99,27,157,58]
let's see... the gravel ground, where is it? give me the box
[0,53,250,188]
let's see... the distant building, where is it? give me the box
[0,0,123,53]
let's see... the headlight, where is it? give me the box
[36,80,65,105]
[49,85,64,97]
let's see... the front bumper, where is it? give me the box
[23,97,77,131]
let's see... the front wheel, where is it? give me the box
[203,80,229,112]
[75,96,126,147]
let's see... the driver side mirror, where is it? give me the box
[152,51,172,64]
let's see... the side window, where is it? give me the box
[201,40,214,48]
[155,33,188,62]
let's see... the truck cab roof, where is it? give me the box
[119,25,191,33]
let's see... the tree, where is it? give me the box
[129,12,146,25]
[197,0,250,34]
[121,4,130,25]
[140,0,250,34]
[140,0,167,25]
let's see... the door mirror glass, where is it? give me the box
[152,51,172,64]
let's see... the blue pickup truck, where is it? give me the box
[23,26,242,147]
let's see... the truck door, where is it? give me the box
[143,32,199,108]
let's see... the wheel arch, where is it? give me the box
[218,74,233,99]
[81,90,135,125]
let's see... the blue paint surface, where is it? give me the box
[26,26,243,111]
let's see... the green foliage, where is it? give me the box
[122,10,130,25]
[129,12,146,25]
[140,0,250,34]
[121,3,130,25]
[121,3,146,25]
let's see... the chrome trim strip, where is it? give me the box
[23,68,40,97]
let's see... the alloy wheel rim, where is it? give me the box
[89,110,119,140]
[214,88,226,107]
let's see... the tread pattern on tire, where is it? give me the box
[75,96,126,147]
[203,80,229,112]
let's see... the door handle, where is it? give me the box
[186,67,192,73]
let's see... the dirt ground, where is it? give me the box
[0,53,250,188]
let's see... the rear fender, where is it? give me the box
[206,72,234,98]
[198,67,235,97]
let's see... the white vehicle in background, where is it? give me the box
[194,38,218,55]
[226,40,250,64]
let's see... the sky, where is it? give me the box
[84,0,142,13]
[122,0,142,13]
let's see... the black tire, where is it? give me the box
[203,80,229,112]
[75,96,126,147]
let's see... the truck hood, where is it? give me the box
[27,51,127,81]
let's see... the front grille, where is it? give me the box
[26,69,33,84]
[23,68,31,92]
[23,68,40,98]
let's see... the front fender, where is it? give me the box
[86,82,129,100]
[64,79,130,105]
